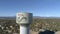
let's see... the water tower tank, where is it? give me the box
[16,12,33,25]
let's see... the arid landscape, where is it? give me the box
[0,17,60,34]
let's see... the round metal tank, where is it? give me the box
[16,12,33,25]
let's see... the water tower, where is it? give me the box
[16,12,33,34]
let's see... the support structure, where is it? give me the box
[20,25,29,34]
[16,12,33,34]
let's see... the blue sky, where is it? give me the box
[0,0,60,17]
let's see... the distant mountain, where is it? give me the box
[0,16,16,20]
[0,16,60,20]
[33,16,60,19]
